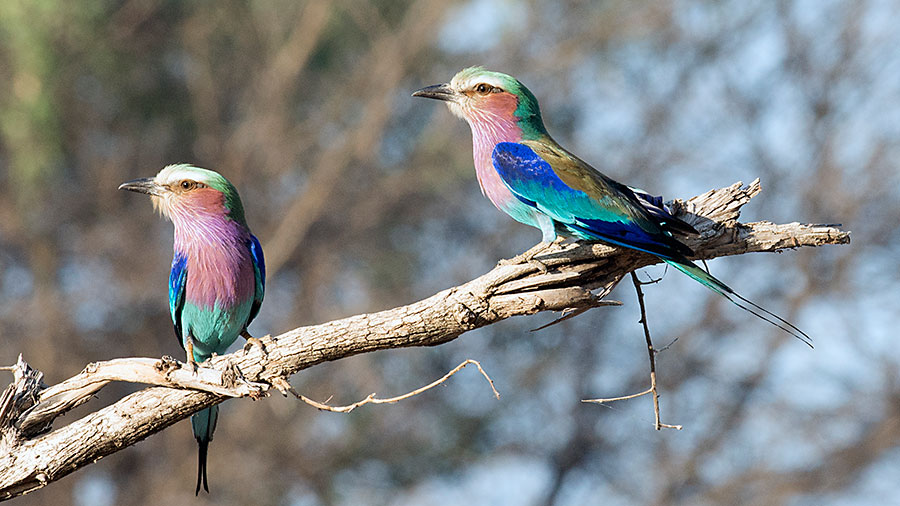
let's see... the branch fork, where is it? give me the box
[0,180,849,500]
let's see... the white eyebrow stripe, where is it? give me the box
[154,165,213,186]
[451,74,507,92]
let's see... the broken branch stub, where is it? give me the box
[0,181,850,500]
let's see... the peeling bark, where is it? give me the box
[0,180,850,500]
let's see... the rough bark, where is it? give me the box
[0,180,849,500]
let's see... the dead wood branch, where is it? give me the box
[582,273,682,430]
[282,359,500,413]
[0,180,849,500]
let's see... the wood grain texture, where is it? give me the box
[0,180,849,500]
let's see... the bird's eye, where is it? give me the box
[474,83,493,95]
[180,180,195,190]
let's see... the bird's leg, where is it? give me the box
[521,215,563,272]
[241,329,267,356]
[184,335,199,374]
[498,215,562,272]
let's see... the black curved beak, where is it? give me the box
[412,83,458,102]
[118,177,164,196]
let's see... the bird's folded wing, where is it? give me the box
[247,234,265,325]
[169,253,188,347]
[492,141,693,257]
[628,186,699,237]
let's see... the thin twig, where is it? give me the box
[631,271,682,430]
[639,266,667,285]
[531,299,623,331]
[582,272,682,430]
[0,181,848,498]
[656,337,680,354]
[582,387,653,404]
[273,359,500,413]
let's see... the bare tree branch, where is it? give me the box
[280,359,500,413]
[582,272,682,431]
[0,181,849,500]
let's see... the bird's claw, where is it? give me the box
[241,330,267,357]
[242,337,266,356]
[527,257,551,273]
[498,246,549,268]
[498,238,566,271]
[497,252,551,272]
[156,355,180,373]
[522,242,557,273]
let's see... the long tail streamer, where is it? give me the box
[664,259,813,348]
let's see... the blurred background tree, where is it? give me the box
[0,0,893,505]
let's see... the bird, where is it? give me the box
[119,164,265,494]
[413,67,810,345]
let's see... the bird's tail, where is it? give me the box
[191,405,218,495]
[662,257,813,347]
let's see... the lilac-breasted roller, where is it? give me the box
[120,165,265,493]
[414,67,809,345]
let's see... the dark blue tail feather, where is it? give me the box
[192,405,218,494]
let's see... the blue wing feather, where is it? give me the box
[629,186,699,237]
[247,234,265,326]
[492,143,812,346]
[169,252,188,348]
[492,142,689,257]
[492,142,598,223]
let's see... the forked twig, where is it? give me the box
[0,181,849,498]
[582,272,682,430]
[531,299,622,332]
[270,359,500,413]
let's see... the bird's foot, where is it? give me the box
[523,251,551,273]
[242,337,266,355]
[241,330,267,357]
[156,355,180,374]
[522,239,566,273]
[499,242,549,266]
[498,239,566,272]
[497,254,549,272]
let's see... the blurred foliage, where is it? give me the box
[0,1,897,505]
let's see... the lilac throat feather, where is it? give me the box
[167,189,255,309]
